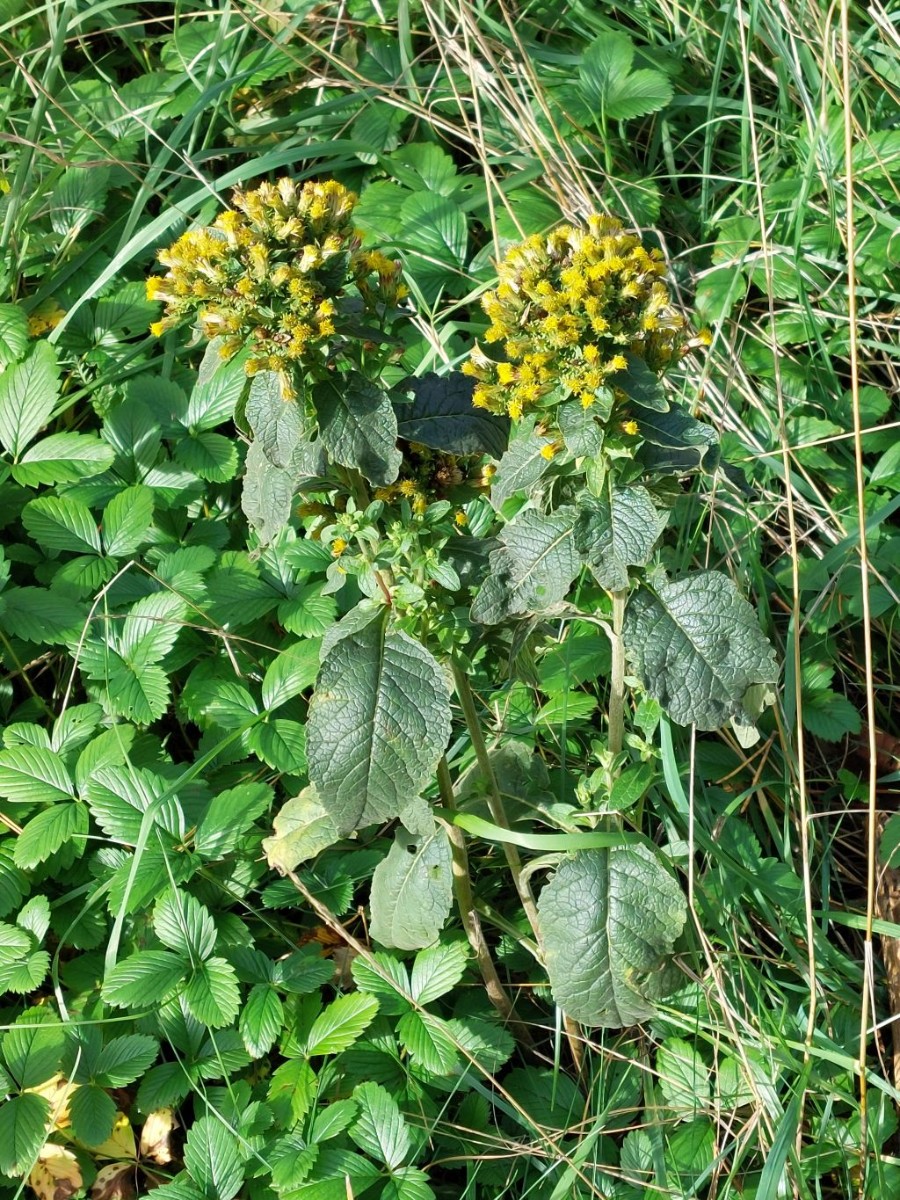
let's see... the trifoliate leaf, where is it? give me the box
[579,32,673,121]
[314,372,402,487]
[307,611,451,833]
[396,373,509,457]
[657,1037,710,1115]
[153,890,216,960]
[574,484,662,590]
[538,846,687,1026]
[0,340,59,457]
[624,570,778,732]
[175,431,239,482]
[93,1034,159,1087]
[369,826,453,951]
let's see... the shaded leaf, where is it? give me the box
[369,826,453,951]
[396,373,509,457]
[314,372,401,487]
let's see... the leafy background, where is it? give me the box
[0,0,898,1198]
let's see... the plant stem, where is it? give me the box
[450,662,544,955]
[437,758,530,1040]
[607,590,628,760]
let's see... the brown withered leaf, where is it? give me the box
[90,1162,137,1200]
[28,1143,82,1200]
[138,1108,179,1166]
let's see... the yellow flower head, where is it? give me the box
[463,213,689,424]
[331,537,348,557]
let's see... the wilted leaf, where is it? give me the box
[28,1142,82,1200]
[263,785,341,874]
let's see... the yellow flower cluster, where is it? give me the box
[463,214,688,420]
[374,445,466,516]
[146,178,405,398]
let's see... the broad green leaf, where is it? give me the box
[175,431,238,482]
[624,571,778,732]
[350,1081,411,1170]
[267,1057,317,1127]
[0,850,27,920]
[16,895,48,940]
[0,303,28,369]
[248,719,306,774]
[0,746,73,805]
[246,370,305,468]
[195,782,272,859]
[490,432,555,509]
[396,373,509,458]
[634,401,719,475]
[382,1168,436,1200]
[12,433,115,486]
[538,846,687,1026]
[14,803,88,869]
[657,1037,710,1115]
[0,587,85,643]
[183,959,241,1028]
[400,191,467,268]
[0,1093,49,1177]
[369,827,453,951]
[801,690,861,741]
[0,952,50,995]
[241,438,302,546]
[0,923,31,960]
[350,952,411,1016]
[262,640,321,711]
[102,951,187,1009]
[0,341,59,457]
[22,495,101,554]
[558,398,605,457]
[69,1083,116,1146]
[262,785,341,874]
[446,1015,515,1077]
[304,992,379,1057]
[51,703,102,754]
[314,372,402,487]
[410,941,468,1004]
[472,509,579,624]
[239,984,284,1058]
[396,1011,457,1075]
[93,1034,159,1087]
[278,585,338,637]
[579,33,673,121]
[307,613,451,832]
[102,485,154,557]
[2,1009,65,1088]
[118,592,187,668]
[85,765,183,843]
[503,1065,586,1130]
[183,1115,244,1200]
[574,484,662,590]
[153,890,216,960]
[187,347,249,431]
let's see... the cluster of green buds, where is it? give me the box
[146,178,406,398]
[462,214,692,421]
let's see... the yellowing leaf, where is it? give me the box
[138,1107,179,1165]
[25,1074,76,1129]
[90,1113,136,1161]
[28,1143,82,1200]
[91,1162,137,1200]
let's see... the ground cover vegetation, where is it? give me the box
[0,1,897,1197]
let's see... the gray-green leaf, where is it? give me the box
[538,846,687,1026]
[369,826,453,951]
[314,372,401,487]
[246,370,304,468]
[307,612,451,832]
[471,509,579,624]
[490,432,555,509]
[623,570,778,731]
[397,373,509,458]
[574,485,662,590]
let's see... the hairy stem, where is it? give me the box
[607,590,628,760]
[437,757,530,1039]
[451,662,544,955]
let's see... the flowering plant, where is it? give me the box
[147,178,776,1030]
